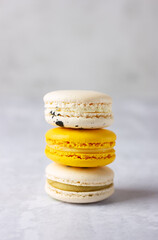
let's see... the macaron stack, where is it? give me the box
[43,90,116,203]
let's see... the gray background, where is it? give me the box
[0,1,158,240]
[1,0,158,98]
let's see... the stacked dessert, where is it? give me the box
[43,90,116,203]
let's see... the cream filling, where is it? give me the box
[45,111,113,119]
[47,179,113,192]
[44,102,112,114]
[47,145,114,153]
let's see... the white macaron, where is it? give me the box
[45,162,114,203]
[43,90,113,129]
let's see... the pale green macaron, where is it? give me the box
[45,162,114,203]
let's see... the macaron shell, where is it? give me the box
[43,90,112,104]
[45,181,114,203]
[45,115,113,129]
[45,128,116,146]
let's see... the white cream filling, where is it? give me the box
[44,102,112,114]
[45,110,112,118]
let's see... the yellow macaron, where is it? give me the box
[45,127,116,167]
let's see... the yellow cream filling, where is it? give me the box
[47,145,114,153]
[45,145,115,160]
[47,179,113,192]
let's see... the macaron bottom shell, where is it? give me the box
[45,115,113,129]
[46,154,115,167]
[45,181,114,203]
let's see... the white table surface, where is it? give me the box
[1,96,158,240]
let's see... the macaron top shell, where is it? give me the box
[43,90,112,104]
[45,127,116,148]
[46,162,114,186]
